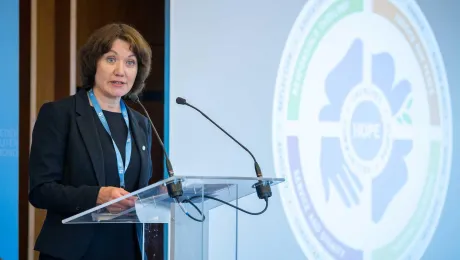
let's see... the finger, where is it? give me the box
[346,165,363,192]
[107,189,135,209]
[126,197,138,204]
[124,194,138,201]
[322,171,331,201]
[110,188,127,200]
[107,205,124,214]
[107,205,117,212]
[117,189,137,203]
[118,188,131,196]
[111,201,129,210]
[107,205,119,213]
[118,198,135,208]
[331,175,351,208]
[112,189,130,199]
[339,165,360,205]
[320,147,331,201]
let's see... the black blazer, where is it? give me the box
[28,88,153,260]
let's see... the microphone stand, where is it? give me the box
[175,97,272,201]
[127,93,269,223]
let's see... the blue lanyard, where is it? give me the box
[88,89,132,188]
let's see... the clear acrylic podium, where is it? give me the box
[62,175,284,260]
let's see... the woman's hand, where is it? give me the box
[97,186,137,213]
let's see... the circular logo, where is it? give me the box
[272,0,452,259]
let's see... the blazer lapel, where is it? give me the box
[75,89,106,186]
[127,107,150,188]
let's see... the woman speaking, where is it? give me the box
[29,23,153,260]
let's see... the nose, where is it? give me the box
[114,61,125,77]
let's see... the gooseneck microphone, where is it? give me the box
[127,93,183,199]
[175,97,272,201]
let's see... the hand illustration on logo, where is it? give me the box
[319,38,413,223]
[319,39,364,207]
[320,138,364,207]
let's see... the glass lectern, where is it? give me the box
[62,175,284,260]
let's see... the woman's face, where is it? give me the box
[94,39,138,99]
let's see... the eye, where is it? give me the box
[106,56,116,63]
[126,59,137,67]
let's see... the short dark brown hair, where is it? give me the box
[78,23,152,96]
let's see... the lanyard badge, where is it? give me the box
[88,89,132,188]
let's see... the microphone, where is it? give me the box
[127,93,183,199]
[175,97,272,200]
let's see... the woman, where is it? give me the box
[29,23,153,260]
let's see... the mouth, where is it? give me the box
[109,81,126,86]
